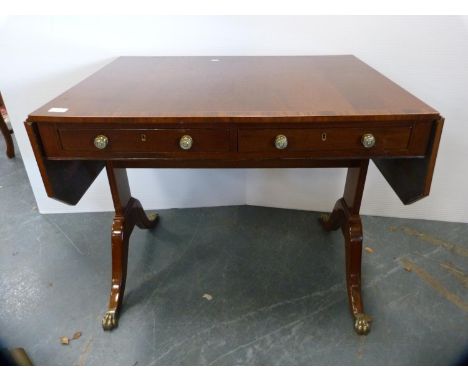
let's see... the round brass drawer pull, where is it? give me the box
[94,134,109,149]
[179,135,193,150]
[275,134,288,150]
[361,133,376,149]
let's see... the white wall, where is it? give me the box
[1,16,467,222]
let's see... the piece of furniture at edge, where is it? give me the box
[25,56,443,335]
[0,92,15,158]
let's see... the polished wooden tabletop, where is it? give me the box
[28,56,438,124]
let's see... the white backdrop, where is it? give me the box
[1,16,467,222]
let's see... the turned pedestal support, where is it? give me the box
[102,162,158,330]
[321,160,372,335]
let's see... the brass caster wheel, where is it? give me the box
[354,313,372,335]
[102,311,118,331]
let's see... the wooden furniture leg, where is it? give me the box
[102,162,159,330]
[320,160,371,335]
[0,92,14,159]
[0,114,14,159]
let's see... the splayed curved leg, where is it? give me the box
[320,199,344,232]
[102,163,158,331]
[342,201,371,335]
[321,161,372,335]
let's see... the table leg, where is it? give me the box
[0,118,14,159]
[102,163,158,330]
[320,160,371,335]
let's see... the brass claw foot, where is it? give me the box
[148,212,159,222]
[354,313,371,335]
[319,213,330,223]
[102,311,118,331]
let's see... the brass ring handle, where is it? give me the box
[361,133,376,149]
[94,134,109,149]
[179,135,193,150]
[274,134,288,150]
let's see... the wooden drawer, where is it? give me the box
[56,127,231,154]
[238,125,416,155]
[37,121,432,159]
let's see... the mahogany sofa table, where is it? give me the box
[26,56,443,335]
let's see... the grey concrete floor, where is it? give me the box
[0,139,467,365]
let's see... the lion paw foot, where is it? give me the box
[354,313,372,335]
[102,311,118,331]
[319,213,330,223]
[148,212,159,222]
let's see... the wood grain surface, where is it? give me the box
[28,56,438,124]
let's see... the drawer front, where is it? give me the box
[238,126,413,154]
[57,128,231,154]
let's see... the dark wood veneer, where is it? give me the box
[28,56,438,123]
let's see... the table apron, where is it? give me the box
[35,120,433,160]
